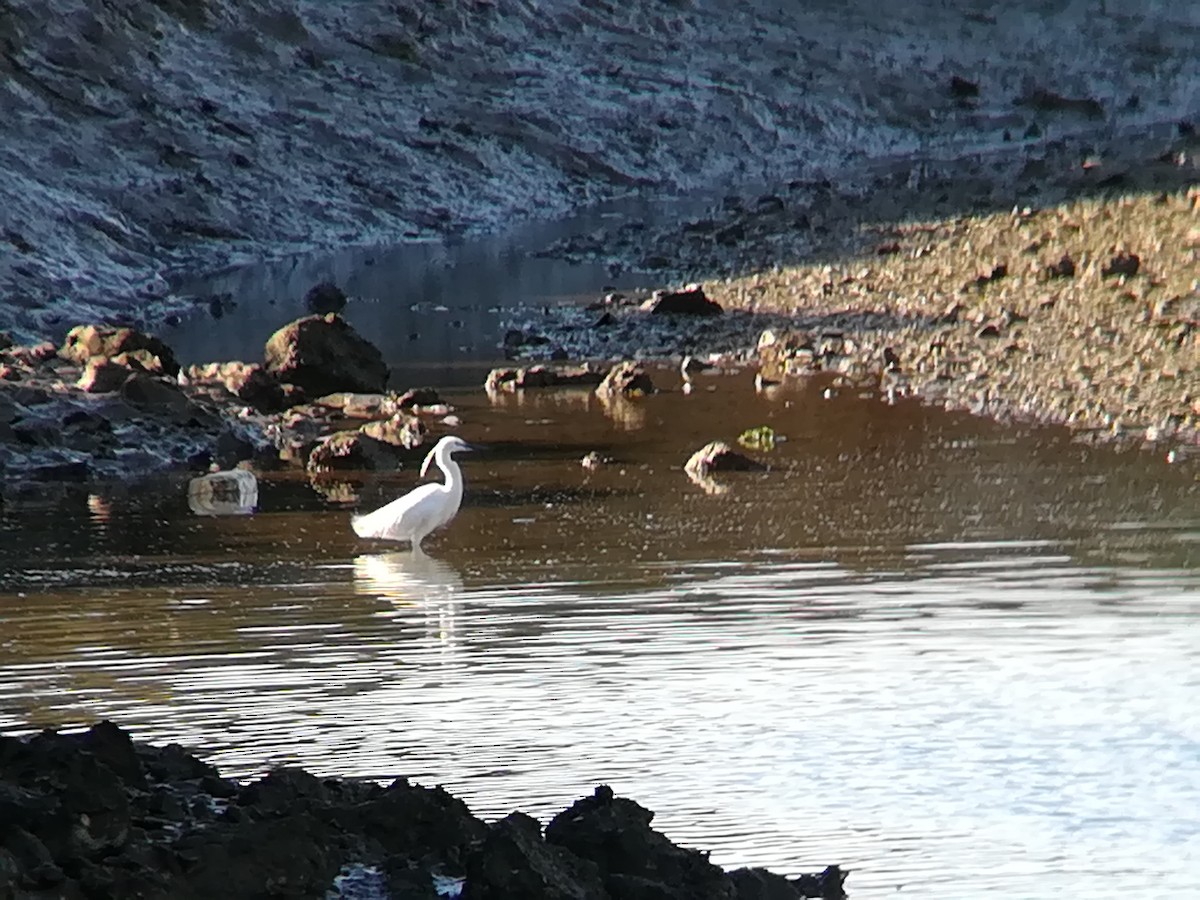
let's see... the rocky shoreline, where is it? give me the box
[2,2,1199,476]
[0,721,847,899]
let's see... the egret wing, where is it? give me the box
[352,483,445,541]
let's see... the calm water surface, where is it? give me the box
[2,377,1198,899]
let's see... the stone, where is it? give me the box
[361,414,426,448]
[396,387,441,409]
[6,341,58,366]
[1045,254,1076,278]
[595,361,654,397]
[60,325,179,376]
[264,314,388,396]
[486,365,604,392]
[119,373,203,419]
[545,786,732,900]
[1101,252,1140,278]
[306,431,397,471]
[76,358,134,393]
[303,281,348,314]
[948,75,979,98]
[463,812,607,900]
[684,441,765,478]
[639,285,723,316]
[216,363,285,412]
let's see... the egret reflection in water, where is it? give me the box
[354,551,464,649]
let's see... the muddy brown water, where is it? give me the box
[2,372,1198,898]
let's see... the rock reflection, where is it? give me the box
[596,393,647,430]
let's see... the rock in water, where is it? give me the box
[685,441,764,478]
[595,361,654,397]
[264,314,388,396]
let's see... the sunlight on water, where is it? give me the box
[2,379,1198,899]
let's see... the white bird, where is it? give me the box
[351,435,474,547]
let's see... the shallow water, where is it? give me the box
[2,376,1198,898]
[162,197,681,386]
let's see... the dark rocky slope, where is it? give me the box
[0,722,847,899]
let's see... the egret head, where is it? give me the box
[420,435,474,477]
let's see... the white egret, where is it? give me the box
[351,435,474,547]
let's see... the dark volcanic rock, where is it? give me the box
[0,725,844,900]
[60,325,180,377]
[349,777,486,868]
[730,865,849,899]
[264,314,389,396]
[545,785,733,900]
[464,811,607,900]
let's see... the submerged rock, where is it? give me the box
[264,314,389,397]
[486,364,605,392]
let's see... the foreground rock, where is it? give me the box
[0,723,846,900]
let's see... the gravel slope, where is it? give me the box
[2,0,1198,342]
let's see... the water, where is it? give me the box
[161,197,683,386]
[2,376,1198,898]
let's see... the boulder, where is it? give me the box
[5,341,58,366]
[462,812,607,900]
[264,314,388,396]
[486,365,604,392]
[314,392,399,419]
[640,285,723,316]
[361,414,426,449]
[303,281,348,314]
[595,362,654,397]
[119,373,204,420]
[186,362,285,412]
[306,430,397,471]
[685,441,765,479]
[77,359,135,393]
[60,325,179,376]
[396,387,441,409]
[545,785,732,900]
